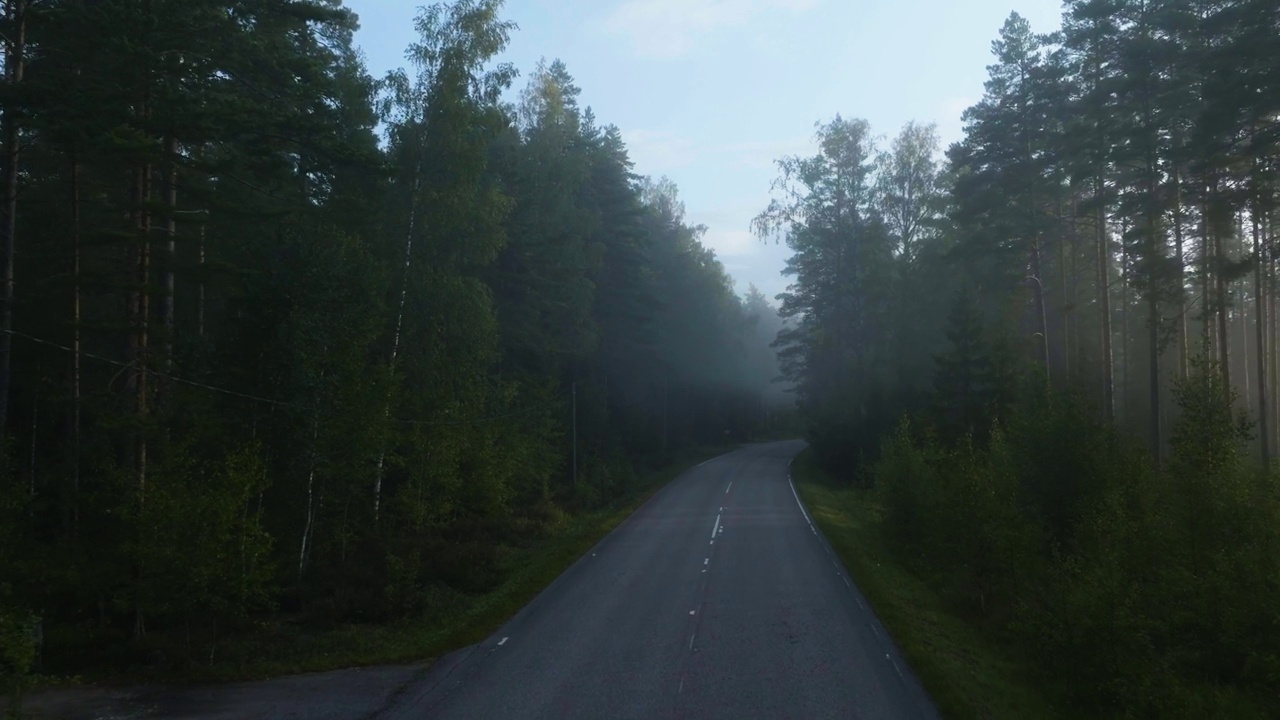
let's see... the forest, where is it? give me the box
[760,0,1280,716]
[0,0,790,685]
[1,0,1278,717]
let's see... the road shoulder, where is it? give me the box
[791,448,1059,720]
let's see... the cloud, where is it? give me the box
[602,0,820,58]
[718,135,814,170]
[701,227,760,258]
[622,131,813,177]
[936,96,977,146]
[621,128,698,175]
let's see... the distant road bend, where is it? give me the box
[382,440,939,720]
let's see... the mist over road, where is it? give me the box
[383,440,938,720]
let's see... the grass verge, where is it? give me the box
[791,447,1062,720]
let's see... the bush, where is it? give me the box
[872,369,1280,718]
[0,605,37,719]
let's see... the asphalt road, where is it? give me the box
[379,440,939,720]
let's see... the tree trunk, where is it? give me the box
[1122,236,1130,420]
[0,0,26,443]
[197,222,205,338]
[299,394,321,578]
[130,4,154,638]
[1269,207,1279,455]
[1253,198,1269,469]
[1147,258,1161,467]
[27,388,34,497]
[1241,278,1249,406]
[1071,195,1082,378]
[72,159,81,529]
[1032,240,1050,388]
[162,136,177,371]
[1173,167,1188,379]
[374,138,422,521]
[1059,216,1070,378]
[131,164,152,497]
[1202,197,1214,356]
[1097,191,1114,420]
[1144,131,1161,465]
[1239,212,1249,406]
[1215,205,1230,392]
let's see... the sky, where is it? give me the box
[343,0,1064,303]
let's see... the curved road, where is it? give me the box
[23,441,938,720]
[381,440,938,720]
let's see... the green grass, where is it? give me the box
[87,445,737,686]
[791,448,1062,720]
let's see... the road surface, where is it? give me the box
[21,441,938,719]
[381,440,937,719]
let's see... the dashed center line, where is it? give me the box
[725,481,732,493]
[711,513,720,540]
[498,637,508,646]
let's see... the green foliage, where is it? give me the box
[872,373,1280,717]
[2,0,790,681]
[764,1,1279,714]
[930,287,1020,441]
[794,449,1060,720]
[0,605,38,718]
[135,444,275,657]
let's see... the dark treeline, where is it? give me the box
[763,0,1278,716]
[0,0,790,678]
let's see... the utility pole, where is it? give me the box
[571,381,577,490]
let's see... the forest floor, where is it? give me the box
[792,449,1063,720]
[11,444,737,718]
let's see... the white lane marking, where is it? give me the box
[679,677,685,693]
[689,634,696,649]
[871,624,882,638]
[711,514,721,540]
[890,657,905,680]
[696,458,711,467]
[788,475,814,527]
[704,558,709,565]
[725,481,732,493]
[498,637,508,646]
[843,576,852,588]
[855,594,865,609]
[689,610,696,615]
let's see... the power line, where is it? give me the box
[4,329,566,427]
[7,328,310,411]
[398,389,568,427]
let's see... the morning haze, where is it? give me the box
[4,1,1277,719]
